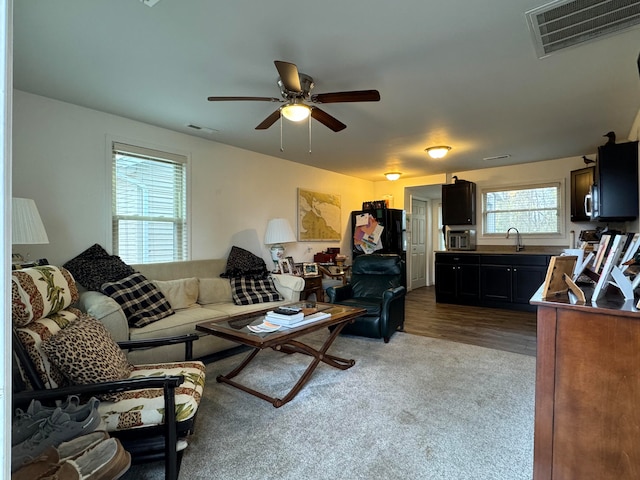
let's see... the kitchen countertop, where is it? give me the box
[436,245,565,255]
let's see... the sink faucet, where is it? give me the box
[506,227,524,252]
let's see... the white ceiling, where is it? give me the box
[12,0,640,182]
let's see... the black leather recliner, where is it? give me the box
[326,254,406,343]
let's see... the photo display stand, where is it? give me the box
[591,233,640,302]
[541,256,581,300]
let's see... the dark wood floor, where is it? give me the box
[404,286,537,356]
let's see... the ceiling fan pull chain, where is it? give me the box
[280,115,284,152]
[308,114,312,154]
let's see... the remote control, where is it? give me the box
[273,307,302,315]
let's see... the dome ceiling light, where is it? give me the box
[425,146,452,159]
[281,103,311,122]
[384,172,402,181]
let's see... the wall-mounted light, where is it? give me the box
[425,145,452,159]
[281,103,311,122]
[384,172,402,181]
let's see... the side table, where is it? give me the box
[300,275,324,302]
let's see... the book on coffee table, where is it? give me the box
[265,311,304,324]
[265,311,331,328]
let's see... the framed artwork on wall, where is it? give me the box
[297,188,341,242]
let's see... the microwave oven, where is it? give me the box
[447,229,476,251]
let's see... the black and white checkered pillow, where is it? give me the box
[230,276,283,305]
[101,273,174,328]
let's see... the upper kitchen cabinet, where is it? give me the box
[442,180,476,225]
[590,141,638,222]
[570,166,594,222]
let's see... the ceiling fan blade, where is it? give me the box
[311,90,381,104]
[311,107,346,132]
[274,60,302,93]
[207,96,282,102]
[255,109,281,130]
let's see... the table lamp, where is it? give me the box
[264,218,296,271]
[12,197,49,264]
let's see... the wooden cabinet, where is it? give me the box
[531,290,640,480]
[570,166,594,222]
[442,180,476,225]
[436,253,549,311]
[300,275,324,302]
[591,141,639,221]
[434,253,480,304]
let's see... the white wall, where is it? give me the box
[12,91,374,267]
[376,154,632,250]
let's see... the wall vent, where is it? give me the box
[526,0,640,58]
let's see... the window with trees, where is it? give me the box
[482,182,562,236]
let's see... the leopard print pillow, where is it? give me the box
[42,314,133,391]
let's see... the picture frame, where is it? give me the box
[278,258,292,275]
[541,255,578,299]
[286,256,301,275]
[297,188,341,242]
[303,262,319,276]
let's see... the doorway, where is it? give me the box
[405,185,443,289]
[409,197,427,290]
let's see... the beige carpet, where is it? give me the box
[123,331,535,480]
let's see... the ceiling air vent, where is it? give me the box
[526,0,640,58]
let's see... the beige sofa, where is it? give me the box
[77,259,305,364]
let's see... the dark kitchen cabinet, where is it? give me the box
[436,253,549,311]
[480,255,549,311]
[442,180,476,225]
[591,141,638,222]
[512,264,549,304]
[480,263,512,303]
[570,166,594,222]
[435,253,480,304]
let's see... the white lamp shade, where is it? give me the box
[12,198,49,245]
[264,218,296,245]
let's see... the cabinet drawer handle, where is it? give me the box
[584,192,592,217]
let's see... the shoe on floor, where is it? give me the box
[11,431,109,480]
[39,438,131,480]
[11,401,102,473]
[12,396,82,446]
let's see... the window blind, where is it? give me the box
[112,143,188,264]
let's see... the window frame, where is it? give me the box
[109,138,191,264]
[480,180,565,239]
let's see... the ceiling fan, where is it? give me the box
[207,60,381,132]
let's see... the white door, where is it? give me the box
[410,198,427,289]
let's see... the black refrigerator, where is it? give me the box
[351,208,406,259]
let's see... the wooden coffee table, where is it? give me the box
[196,302,365,407]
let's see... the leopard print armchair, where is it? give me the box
[12,265,206,480]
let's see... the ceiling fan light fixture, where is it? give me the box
[426,146,451,159]
[384,172,402,181]
[281,104,311,122]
